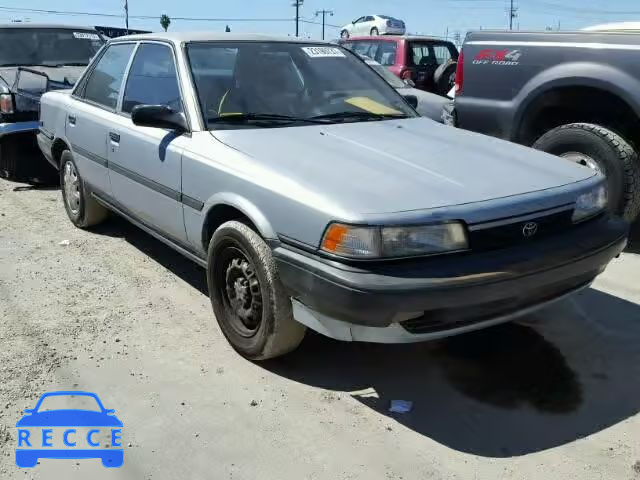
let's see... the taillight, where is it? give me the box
[0,93,14,114]
[455,50,464,95]
[401,69,413,81]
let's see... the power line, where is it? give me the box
[0,6,292,22]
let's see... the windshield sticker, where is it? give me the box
[301,47,345,58]
[73,32,101,40]
[344,97,402,115]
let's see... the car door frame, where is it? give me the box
[67,41,138,197]
[105,39,196,246]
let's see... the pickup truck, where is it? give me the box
[0,23,103,183]
[39,33,627,360]
[447,30,640,221]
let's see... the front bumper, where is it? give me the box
[0,120,39,138]
[274,215,628,341]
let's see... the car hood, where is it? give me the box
[211,117,596,215]
[16,410,123,427]
[0,66,85,90]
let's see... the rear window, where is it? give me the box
[0,28,103,67]
[342,40,397,66]
[408,41,458,67]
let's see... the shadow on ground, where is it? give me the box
[90,214,640,458]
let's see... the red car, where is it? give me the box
[340,36,459,96]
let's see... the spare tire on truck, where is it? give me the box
[434,61,457,96]
[533,123,640,222]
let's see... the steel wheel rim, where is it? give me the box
[217,246,263,338]
[560,151,603,175]
[63,161,81,216]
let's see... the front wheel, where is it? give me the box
[340,29,349,39]
[533,123,640,221]
[207,221,306,360]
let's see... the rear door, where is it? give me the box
[67,43,136,196]
[107,42,188,242]
[362,16,375,35]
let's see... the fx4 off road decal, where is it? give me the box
[473,49,522,66]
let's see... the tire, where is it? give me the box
[207,220,306,360]
[340,29,349,39]
[370,27,379,36]
[533,123,640,222]
[60,150,108,228]
[434,62,457,96]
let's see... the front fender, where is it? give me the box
[202,192,278,240]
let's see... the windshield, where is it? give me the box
[366,60,406,89]
[0,28,103,67]
[186,42,417,129]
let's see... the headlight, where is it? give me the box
[321,222,468,259]
[572,185,608,223]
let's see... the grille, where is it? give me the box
[468,209,574,251]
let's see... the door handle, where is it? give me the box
[68,115,76,126]
[109,132,120,143]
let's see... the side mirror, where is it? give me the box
[23,409,35,414]
[131,105,188,132]
[403,94,418,109]
[403,78,416,88]
[104,409,115,415]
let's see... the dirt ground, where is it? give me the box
[1,176,640,480]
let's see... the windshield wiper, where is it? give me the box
[208,113,330,126]
[309,111,409,122]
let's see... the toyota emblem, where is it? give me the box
[522,222,538,238]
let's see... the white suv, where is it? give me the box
[341,15,406,38]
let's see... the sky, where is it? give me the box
[2,0,640,41]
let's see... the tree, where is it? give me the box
[160,14,171,32]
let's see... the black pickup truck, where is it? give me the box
[0,24,103,183]
[447,30,640,221]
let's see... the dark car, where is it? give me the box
[447,29,640,221]
[340,35,458,95]
[0,24,103,183]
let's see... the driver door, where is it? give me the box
[352,17,365,35]
[107,42,189,242]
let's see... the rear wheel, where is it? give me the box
[60,150,108,228]
[533,123,640,221]
[370,27,379,36]
[207,221,306,360]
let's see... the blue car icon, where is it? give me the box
[16,391,123,468]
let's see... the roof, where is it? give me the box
[583,22,640,32]
[112,31,331,44]
[0,23,97,30]
[346,35,452,42]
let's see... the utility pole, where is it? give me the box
[508,0,518,31]
[293,0,303,37]
[315,9,334,40]
[124,0,129,33]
